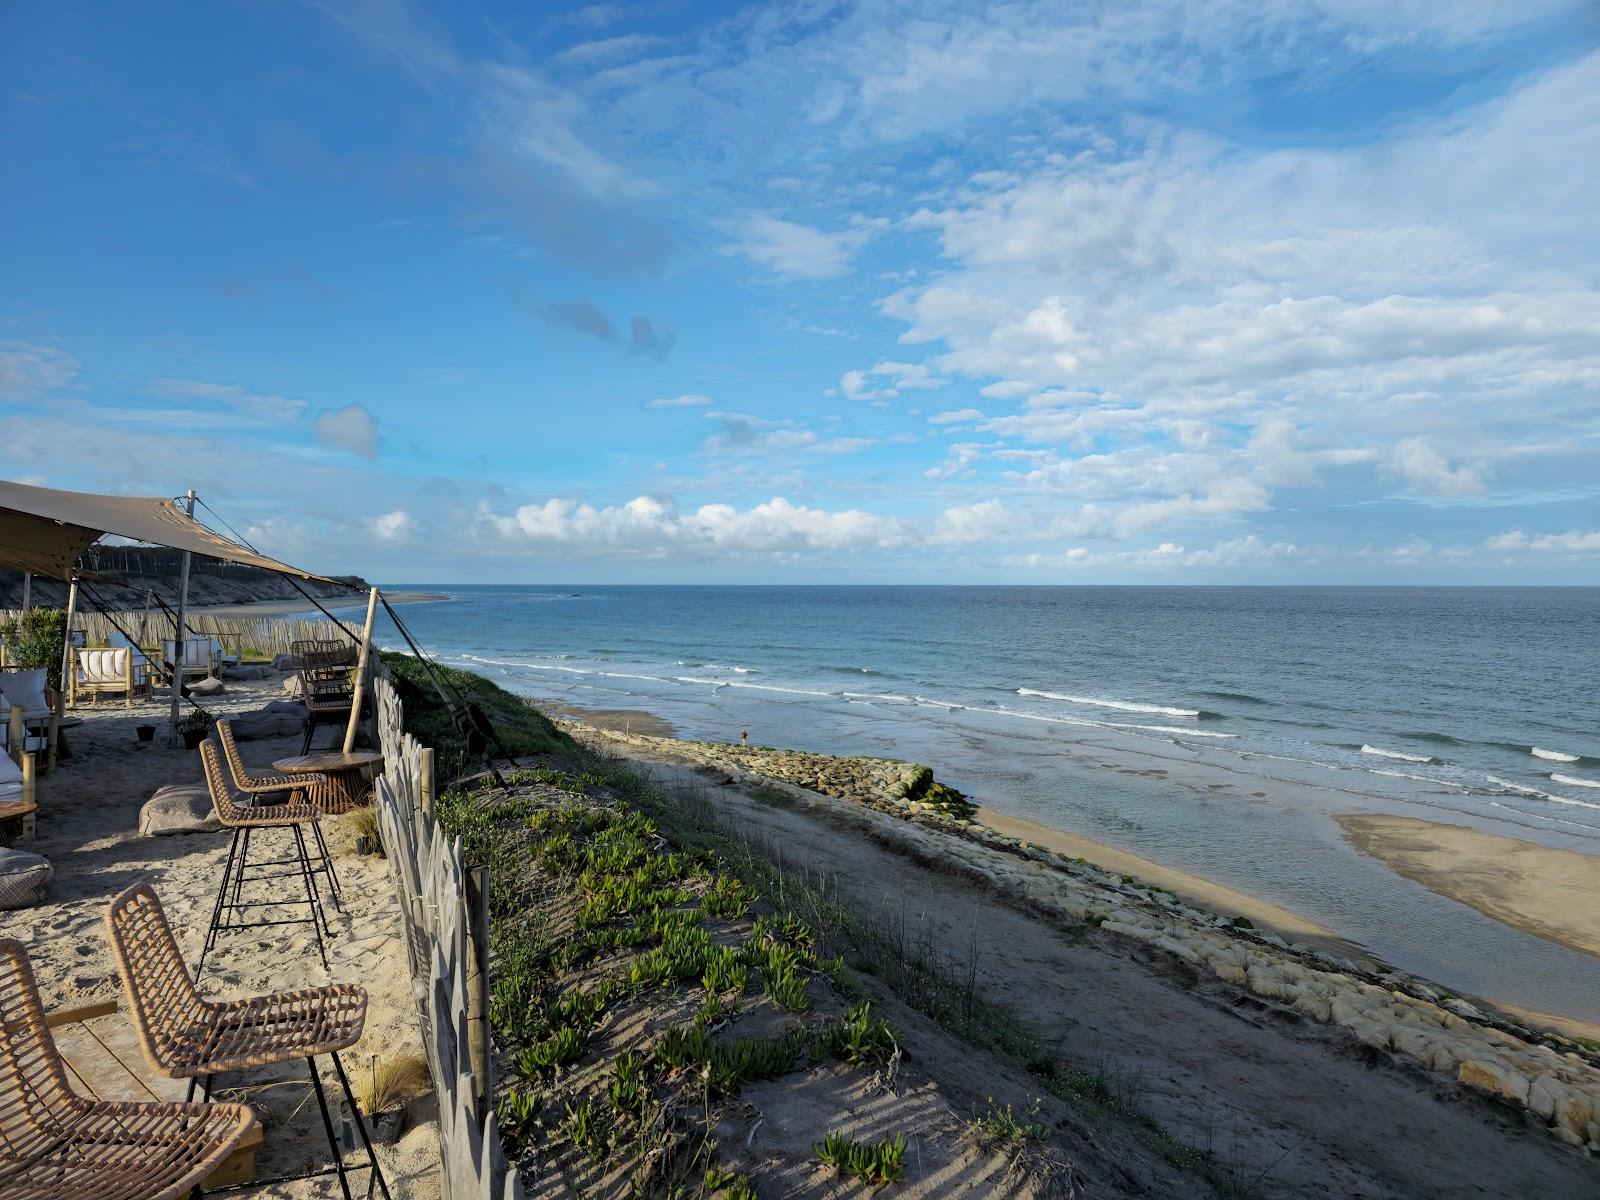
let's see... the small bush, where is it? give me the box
[815,1130,907,1186]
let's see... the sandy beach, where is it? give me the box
[0,672,440,1196]
[1337,813,1600,961]
[191,590,450,617]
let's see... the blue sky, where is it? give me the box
[2,1,1597,583]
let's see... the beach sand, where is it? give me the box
[191,590,449,617]
[1337,812,1600,961]
[976,805,1358,957]
[535,700,676,738]
[0,674,440,1197]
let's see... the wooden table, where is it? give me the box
[272,749,383,813]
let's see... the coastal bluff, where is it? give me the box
[564,719,1600,1156]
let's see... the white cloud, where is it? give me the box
[647,393,714,409]
[1386,436,1484,498]
[840,360,948,402]
[371,510,415,542]
[929,408,985,425]
[701,410,874,456]
[932,499,1024,544]
[0,342,78,401]
[479,494,915,555]
[925,442,983,480]
[1487,529,1600,552]
[314,404,381,459]
[724,214,878,281]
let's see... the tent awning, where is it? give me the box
[0,480,333,583]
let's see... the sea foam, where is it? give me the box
[1017,688,1200,718]
[1360,745,1434,764]
[1552,773,1600,790]
[1532,747,1580,763]
[1488,775,1600,811]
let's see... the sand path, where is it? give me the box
[607,746,1599,1199]
[0,675,440,1197]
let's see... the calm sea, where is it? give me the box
[354,585,1600,1023]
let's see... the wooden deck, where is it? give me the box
[48,1000,262,1188]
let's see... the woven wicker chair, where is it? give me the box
[0,936,256,1200]
[104,885,391,1200]
[214,719,342,903]
[197,738,333,972]
[292,640,356,755]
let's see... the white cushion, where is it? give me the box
[0,754,20,784]
[0,669,49,716]
[76,648,131,684]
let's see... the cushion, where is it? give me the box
[0,847,51,909]
[139,784,223,836]
[75,648,130,684]
[0,754,19,785]
[0,668,50,718]
[229,712,305,741]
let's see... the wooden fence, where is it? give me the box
[372,665,523,1200]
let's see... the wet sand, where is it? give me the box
[535,701,676,738]
[1337,812,1600,961]
[977,805,1360,957]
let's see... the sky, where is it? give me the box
[2,1,1598,584]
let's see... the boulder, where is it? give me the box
[0,847,52,909]
[272,653,302,671]
[187,676,226,697]
[228,710,306,740]
[139,784,222,836]
[1457,1059,1530,1105]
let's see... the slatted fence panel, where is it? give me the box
[372,668,523,1200]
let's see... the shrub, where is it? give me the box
[815,1130,907,1186]
[0,609,66,689]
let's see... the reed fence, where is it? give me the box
[373,664,522,1200]
[0,609,351,659]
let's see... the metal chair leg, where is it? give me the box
[291,823,331,971]
[305,1056,355,1200]
[200,829,242,968]
[331,1050,393,1200]
[310,819,343,907]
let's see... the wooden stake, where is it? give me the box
[170,490,196,743]
[343,587,380,752]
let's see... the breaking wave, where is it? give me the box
[1532,747,1580,763]
[1017,688,1203,718]
[1360,745,1434,764]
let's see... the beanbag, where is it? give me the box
[0,846,52,908]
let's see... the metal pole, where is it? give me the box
[342,587,380,752]
[170,490,196,742]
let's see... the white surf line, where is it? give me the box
[1017,688,1202,718]
[1551,773,1600,790]
[1531,746,1580,763]
[1360,744,1434,764]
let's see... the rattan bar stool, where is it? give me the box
[0,937,256,1200]
[197,738,333,973]
[105,885,393,1200]
[214,719,342,905]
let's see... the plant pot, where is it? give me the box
[341,1102,404,1148]
[354,835,372,857]
[135,725,156,742]
[180,729,206,750]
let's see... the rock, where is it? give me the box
[139,784,222,835]
[229,713,305,740]
[1529,1074,1566,1120]
[187,676,226,696]
[1554,1092,1594,1140]
[1457,1059,1530,1105]
[273,653,302,670]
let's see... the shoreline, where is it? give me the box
[1336,813,1600,962]
[190,590,450,617]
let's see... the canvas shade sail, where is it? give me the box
[0,479,332,582]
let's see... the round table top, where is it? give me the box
[273,749,384,774]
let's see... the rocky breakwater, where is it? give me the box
[566,720,1600,1155]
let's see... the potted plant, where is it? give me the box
[178,706,214,749]
[135,724,156,742]
[341,1053,428,1147]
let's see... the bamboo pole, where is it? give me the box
[19,573,30,612]
[169,490,196,742]
[343,587,380,752]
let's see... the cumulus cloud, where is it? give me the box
[840,360,948,402]
[479,495,915,555]
[1386,437,1485,498]
[315,404,381,459]
[146,377,308,421]
[932,499,1024,545]
[371,509,415,541]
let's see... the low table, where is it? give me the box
[272,749,383,814]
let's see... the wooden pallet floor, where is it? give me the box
[48,1000,262,1188]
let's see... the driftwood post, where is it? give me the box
[343,587,380,752]
[169,489,196,742]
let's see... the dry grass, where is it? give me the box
[353,1052,430,1115]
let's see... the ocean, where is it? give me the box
[356,585,1600,1023]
